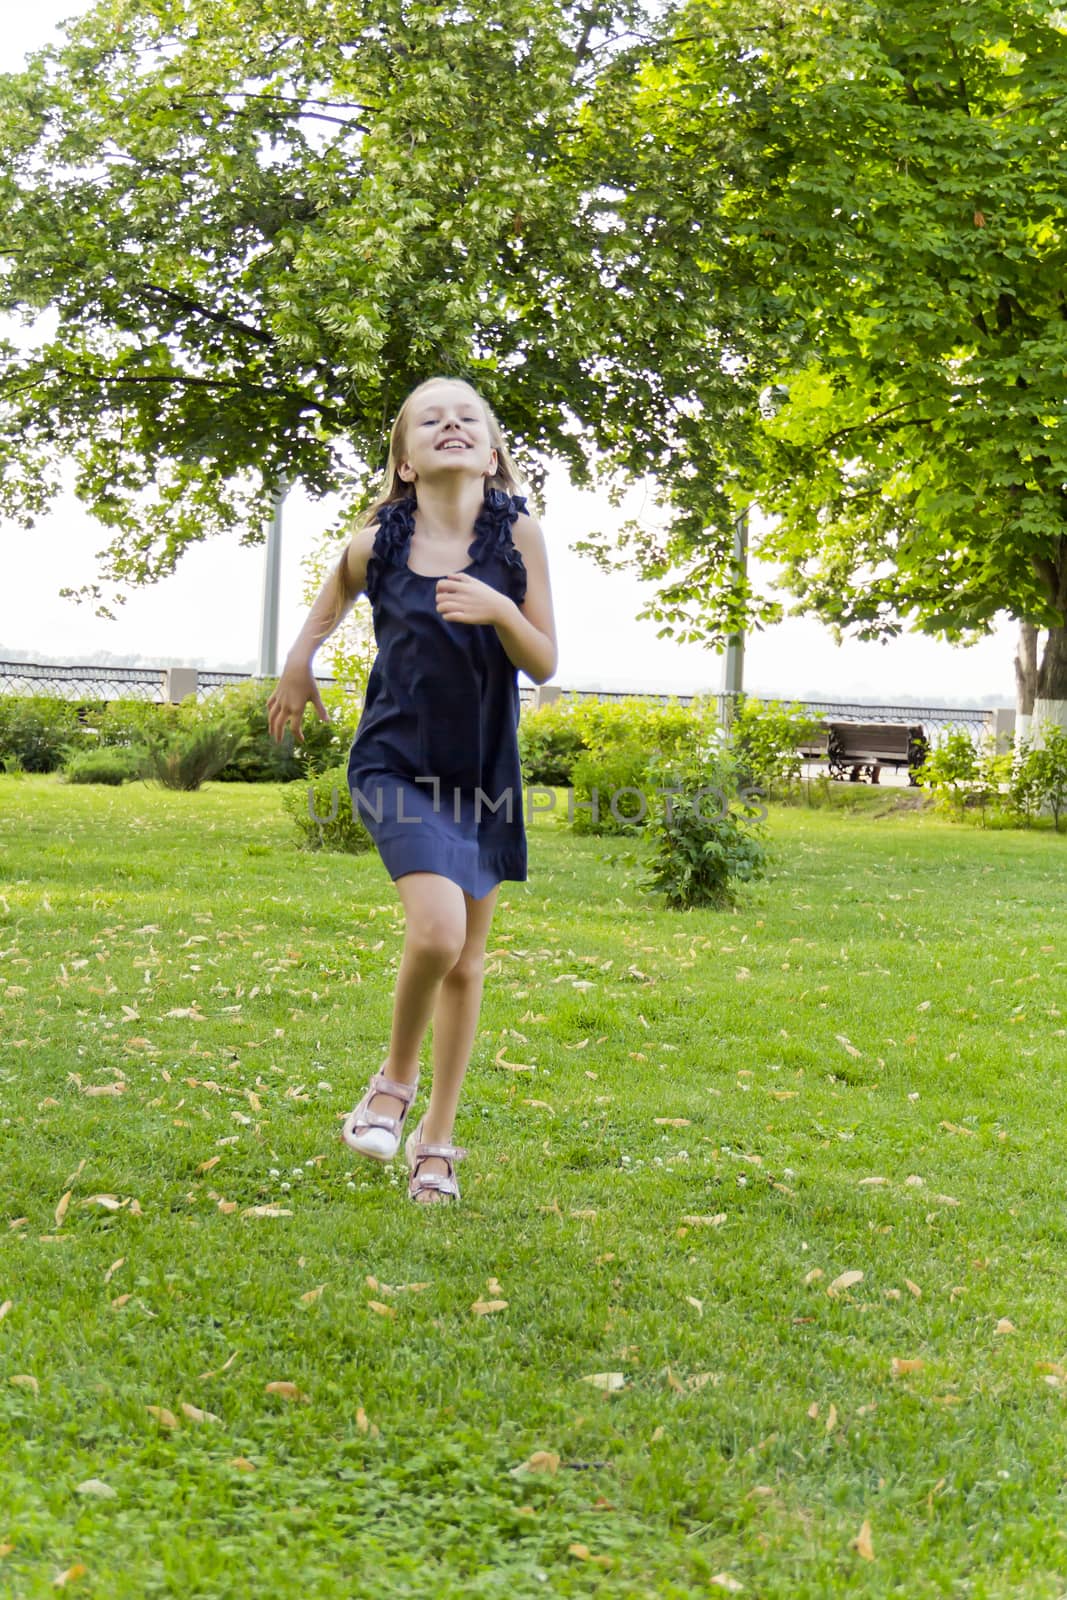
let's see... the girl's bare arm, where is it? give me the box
[493,513,558,684]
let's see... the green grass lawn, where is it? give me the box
[1,773,1066,1599]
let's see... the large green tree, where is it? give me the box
[585,0,1067,724]
[2,0,756,623]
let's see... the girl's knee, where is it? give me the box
[406,913,466,973]
[445,946,485,986]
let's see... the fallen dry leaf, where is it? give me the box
[52,1564,88,1588]
[686,1296,704,1316]
[804,1267,825,1285]
[666,1366,685,1394]
[567,1543,612,1569]
[654,1117,691,1127]
[891,1357,925,1376]
[300,1285,326,1305]
[851,1518,875,1561]
[471,1299,508,1316]
[241,1205,293,1218]
[827,1270,864,1298]
[10,1374,39,1394]
[103,1258,125,1284]
[682,1214,727,1228]
[0,1542,14,1557]
[0,1301,12,1321]
[264,1381,309,1403]
[197,1156,221,1175]
[81,1195,122,1211]
[110,1293,132,1309]
[55,1191,72,1226]
[994,1318,1015,1335]
[905,1279,922,1300]
[180,1402,221,1424]
[710,1577,745,1594]
[521,1099,555,1115]
[355,1406,380,1438]
[75,1479,116,1499]
[367,1300,396,1318]
[493,1046,534,1072]
[197,1351,238,1381]
[511,1451,560,1476]
[228,1457,256,1471]
[581,1372,626,1391]
[145,1405,179,1428]
[82,1082,126,1097]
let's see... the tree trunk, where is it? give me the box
[1033,622,1067,746]
[1014,621,1039,746]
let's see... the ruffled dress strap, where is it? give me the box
[364,488,528,606]
[363,496,417,606]
[470,487,528,606]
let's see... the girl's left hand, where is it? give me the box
[435,572,510,626]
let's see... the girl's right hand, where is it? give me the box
[266,662,330,745]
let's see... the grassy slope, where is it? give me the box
[1,775,1065,1598]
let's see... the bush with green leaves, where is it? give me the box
[571,695,711,764]
[916,729,981,820]
[280,762,374,854]
[208,678,356,782]
[0,694,85,773]
[642,748,770,910]
[517,696,588,785]
[61,746,147,785]
[1012,723,1067,831]
[93,696,179,749]
[138,700,248,791]
[569,743,653,835]
[727,694,826,797]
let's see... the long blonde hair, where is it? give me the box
[323,377,524,634]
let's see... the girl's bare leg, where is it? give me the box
[357,877,499,1201]
[422,883,499,1138]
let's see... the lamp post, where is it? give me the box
[256,475,289,679]
[720,505,749,730]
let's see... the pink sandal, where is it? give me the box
[341,1068,419,1162]
[404,1117,468,1204]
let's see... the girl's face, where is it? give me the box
[398,381,498,485]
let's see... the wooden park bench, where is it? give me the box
[797,722,929,785]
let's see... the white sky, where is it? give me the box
[0,1,1019,705]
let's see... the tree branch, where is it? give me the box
[15,364,344,419]
[138,283,275,347]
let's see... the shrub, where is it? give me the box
[280,762,374,854]
[93,697,180,749]
[642,748,770,910]
[1020,723,1067,831]
[916,729,980,820]
[61,747,147,785]
[571,696,708,764]
[569,743,653,835]
[518,697,587,785]
[0,695,86,773]
[208,678,356,782]
[727,694,826,798]
[138,705,248,791]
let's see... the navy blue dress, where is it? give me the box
[346,487,529,900]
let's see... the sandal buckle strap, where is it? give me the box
[368,1071,419,1103]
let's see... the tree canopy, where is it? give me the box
[587,0,1067,703]
[2,0,744,618]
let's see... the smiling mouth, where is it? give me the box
[436,440,471,451]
